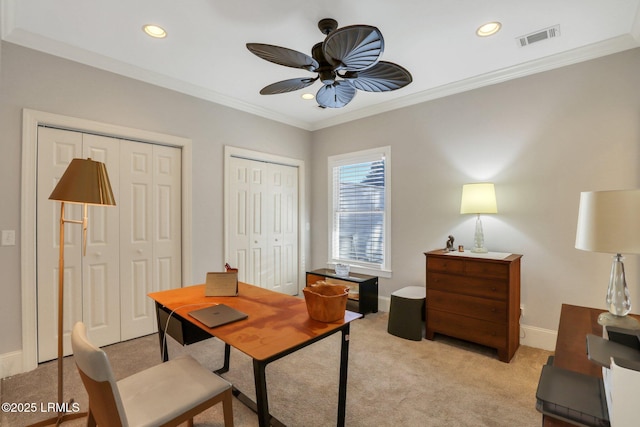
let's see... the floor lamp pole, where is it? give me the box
[57,202,65,421]
[29,202,87,427]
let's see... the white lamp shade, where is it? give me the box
[460,183,498,214]
[575,189,640,254]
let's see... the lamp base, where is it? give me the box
[597,311,640,329]
[471,247,488,253]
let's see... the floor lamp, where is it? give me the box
[31,158,115,427]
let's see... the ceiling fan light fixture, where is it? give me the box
[301,93,315,100]
[143,24,167,39]
[476,21,502,37]
[247,18,412,109]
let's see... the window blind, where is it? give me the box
[332,159,385,265]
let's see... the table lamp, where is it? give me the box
[575,189,640,328]
[31,158,115,427]
[460,183,498,253]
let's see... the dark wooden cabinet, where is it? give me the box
[540,304,640,426]
[424,249,522,362]
[306,269,378,315]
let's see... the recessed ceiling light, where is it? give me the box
[301,93,315,100]
[143,24,167,39]
[476,21,502,37]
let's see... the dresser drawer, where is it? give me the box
[427,272,508,300]
[427,289,507,323]
[427,256,465,274]
[427,309,506,349]
[465,261,509,279]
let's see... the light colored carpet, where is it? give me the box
[1,312,550,426]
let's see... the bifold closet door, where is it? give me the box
[266,163,298,295]
[227,156,298,295]
[119,141,182,340]
[37,127,182,362]
[37,128,121,360]
[82,134,121,348]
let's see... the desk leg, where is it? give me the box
[215,343,231,375]
[253,359,270,427]
[155,302,169,362]
[337,323,351,427]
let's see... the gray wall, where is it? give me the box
[2,39,640,362]
[0,42,312,356]
[310,47,640,334]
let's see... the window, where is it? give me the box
[328,146,391,275]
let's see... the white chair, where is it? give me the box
[71,322,233,427]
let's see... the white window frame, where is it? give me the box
[327,146,392,278]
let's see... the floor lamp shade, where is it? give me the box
[460,183,498,253]
[575,189,640,328]
[49,158,116,206]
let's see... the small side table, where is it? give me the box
[306,269,378,315]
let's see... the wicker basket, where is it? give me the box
[303,282,349,322]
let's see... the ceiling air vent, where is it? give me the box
[517,25,560,47]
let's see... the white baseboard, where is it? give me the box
[379,296,391,313]
[0,350,25,379]
[520,324,557,351]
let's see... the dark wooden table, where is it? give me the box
[543,304,639,426]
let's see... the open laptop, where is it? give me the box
[188,304,248,328]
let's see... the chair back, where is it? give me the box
[71,322,128,427]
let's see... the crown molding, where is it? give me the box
[3,21,639,132]
[309,34,640,131]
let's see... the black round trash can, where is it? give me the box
[387,286,426,341]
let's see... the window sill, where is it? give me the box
[326,262,391,279]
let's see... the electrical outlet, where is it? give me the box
[1,230,16,246]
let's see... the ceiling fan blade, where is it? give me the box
[246,43,319,71]
[316,81,356,108]
[322,25,384,71]
[345,61,413,92]
[260,77,317,95]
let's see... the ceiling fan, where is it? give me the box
[246,18,412,109]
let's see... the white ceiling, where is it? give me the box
[2,0,640,130]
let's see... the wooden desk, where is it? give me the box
[149,282,361,427]
[543,304,639,426]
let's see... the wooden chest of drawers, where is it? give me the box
[424,249,522,362]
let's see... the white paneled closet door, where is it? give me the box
[37,129,121,360]
[152,144,182,295]
[119,142,182,340]
[228,157,266,287]
[227,156,298,295]
[37,127,182,362]
[37,127,84,361]
[82,134,121,348]
[266,163,298,295]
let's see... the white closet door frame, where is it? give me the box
[20,109,193,374]
[223,146,306,294]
